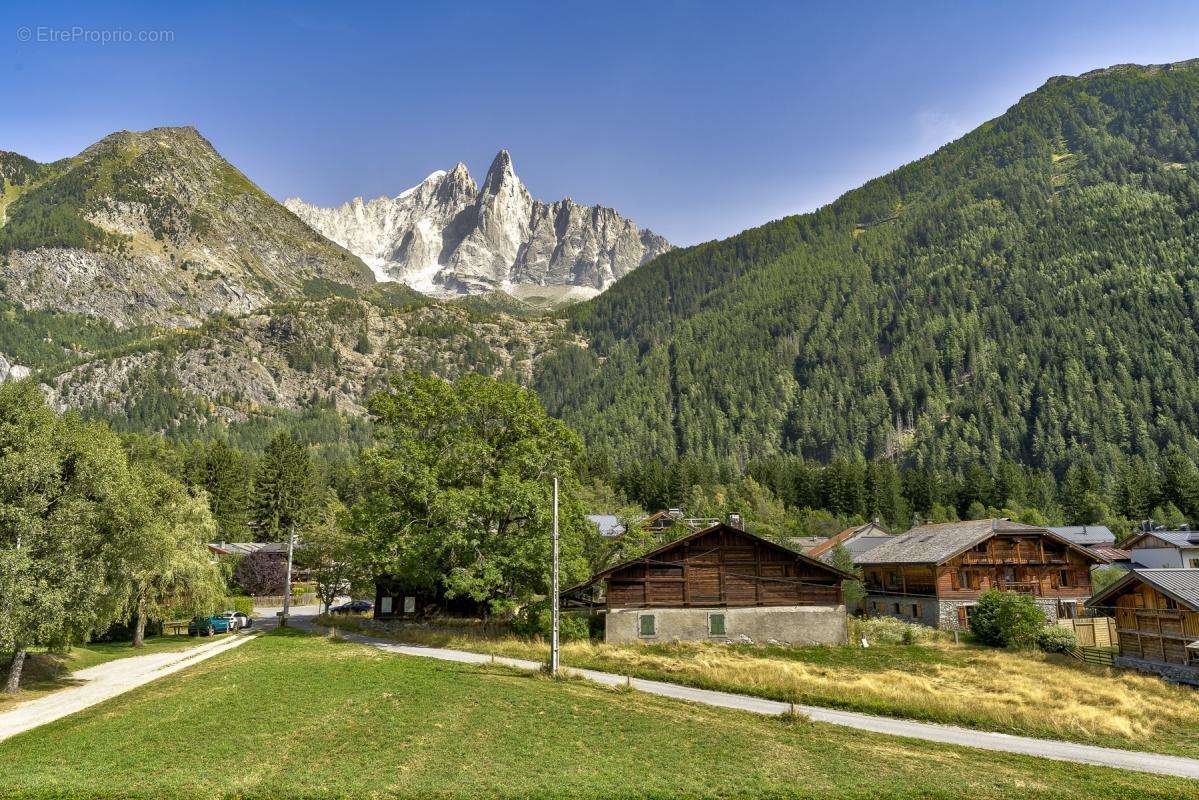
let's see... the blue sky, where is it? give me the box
[2,1,1198,245]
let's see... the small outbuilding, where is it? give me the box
[563,522,853,646]
[1086,568,1199,685]
[373,576,485,621]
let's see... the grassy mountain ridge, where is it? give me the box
[535,59,1199,474]
[0,126,375,327]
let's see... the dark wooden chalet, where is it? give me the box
[569,522,852,610]
[855,519,1108,629]
[374,575,485,621]
[1087,568,1199,684]
[565,523,853,644]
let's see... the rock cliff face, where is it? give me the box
[0,353,30,383]
[0,126,376,328]
[286,150,670,296]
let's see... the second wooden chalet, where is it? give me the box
[564,522,854,645]
[1086,568,1199,685]
[855,519,1108,629]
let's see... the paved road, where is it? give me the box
[297,614,1199,780]
[0,632,256,742]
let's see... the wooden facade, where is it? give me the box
[1107,582,1199,671]
[596,524,845,610]
[374,576,485,621]
[861,532,1096,603]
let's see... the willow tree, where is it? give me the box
[123,463,224,647]
[0,382,136,692]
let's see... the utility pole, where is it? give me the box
[280,523,295,628]
[551,475,560,676]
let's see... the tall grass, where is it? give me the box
[318,614,1199,757]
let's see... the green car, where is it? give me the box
[187,614,233,636]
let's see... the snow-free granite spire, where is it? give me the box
[285,150,671,297]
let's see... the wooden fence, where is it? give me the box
[1057,616,1118,647]
[1068,646,1117,667]
[251,592,318,608]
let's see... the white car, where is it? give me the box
[215,611,242,632]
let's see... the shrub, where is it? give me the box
[1036,625,1077,654]
[512,601,590,642]
[233,551,288,596]
[224,596,254,616]
[969,589,1045,648]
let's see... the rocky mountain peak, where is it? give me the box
[288,150,671,297]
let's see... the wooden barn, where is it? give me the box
[563,522,853,645]
[373,576,485,621]
[855,519,1108,629]
[1086,568,1199,685]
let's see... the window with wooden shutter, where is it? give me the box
[957,606,969,627]
[638,614,656,637]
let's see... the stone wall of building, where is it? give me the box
[868,594,1087,630]
[605,605,847,646]
[1114,655,1199,687]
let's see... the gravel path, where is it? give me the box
[0,632,256,742]
[302,615,1199,780]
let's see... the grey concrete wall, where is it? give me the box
[605,605,847,646]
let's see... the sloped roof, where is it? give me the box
[854,519,1107,566]
[1089,545,1131,563]
[565,522,857,594]
[1126,530,1199,549]
[805,521,892,557]
[1048,525,1116,546]
[207,542,290,556]
[1087,568,1199,612]
[586,514,625,537]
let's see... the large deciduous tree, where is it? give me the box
[0,382,136,691]
[122,463,224,647]
[353,372,589,614]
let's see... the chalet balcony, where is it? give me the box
[994,580,1042,596]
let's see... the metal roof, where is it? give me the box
[805,521,892,557]
[1128,530,1199,548]
[854,518,1105,566]
[1048,525,1116,546]
[207,542,290,556]
[1087,568,1199,612]
[586,514,625,538]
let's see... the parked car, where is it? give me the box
[187,614,233,636]
[331,599,374,614]
[233,612,252,629]
[216,611,242,631]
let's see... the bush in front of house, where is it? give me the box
[969,589,1045,649]
[512,601,590,642]
[850,615,942,645]
[233,551,288,596]
[1035,625,1077,654]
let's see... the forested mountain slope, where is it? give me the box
[535,60,1199,475]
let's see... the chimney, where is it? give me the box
[728,513,743,530]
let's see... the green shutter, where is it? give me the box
[708,613,726,636]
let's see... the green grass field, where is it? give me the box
[0,634,208,711]
[316,615,1199,759]
[1,629,1196,799]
